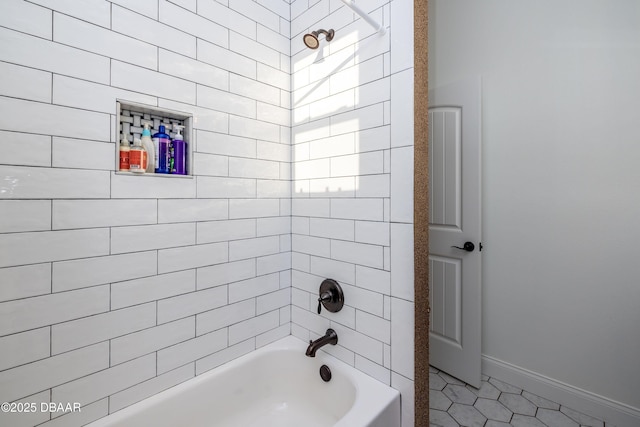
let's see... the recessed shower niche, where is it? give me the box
[115,100,194,177]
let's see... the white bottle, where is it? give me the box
[129,138,147,174]
[140,123,155,174]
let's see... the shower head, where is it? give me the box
[303,29,335,49]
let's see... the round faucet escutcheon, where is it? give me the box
[317,279,344,314]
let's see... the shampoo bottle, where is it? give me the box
[152,124,171,174]
[172,125,187,175]
[129,138,147,174]
[140,123,155,174]
[119,137,130,171]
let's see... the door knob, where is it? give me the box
[452,241,475,252]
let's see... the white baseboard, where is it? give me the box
[482,355,640,427]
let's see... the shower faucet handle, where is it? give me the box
[317,292,332,314]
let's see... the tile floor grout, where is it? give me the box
[428,365,612,427]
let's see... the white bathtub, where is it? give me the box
[87,336,400,427]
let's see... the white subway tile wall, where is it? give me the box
[290,3,415,427]
[0,1,291,426]
[0,1,415,427]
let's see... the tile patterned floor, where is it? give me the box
[429,366,610,427]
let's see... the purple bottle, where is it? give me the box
[171,125,187,175]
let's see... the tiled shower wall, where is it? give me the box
[290,1,415,426]
[0,1,292,426]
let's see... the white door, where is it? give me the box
[428,77,482,388]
